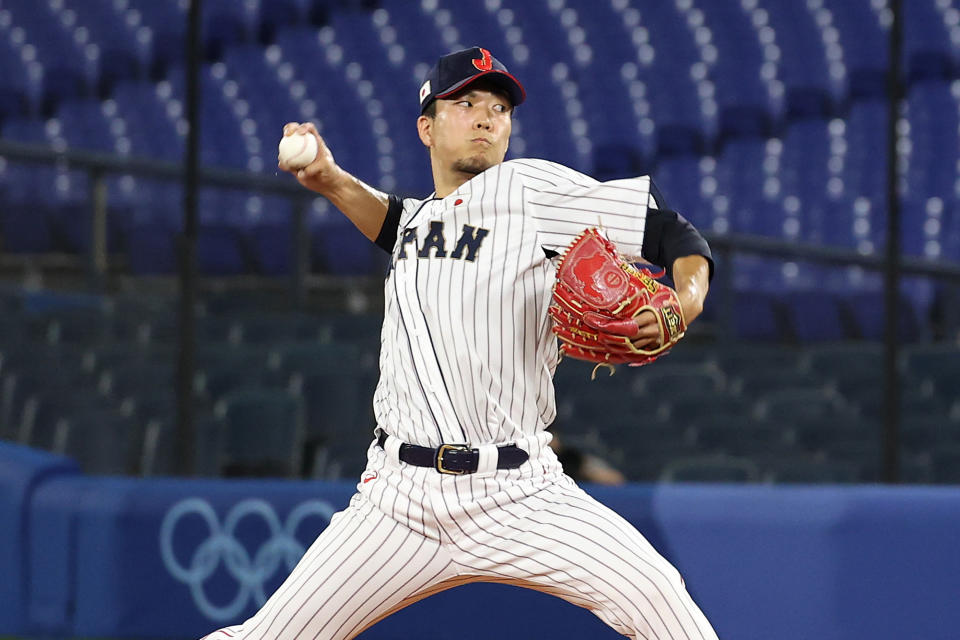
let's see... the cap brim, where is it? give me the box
[434,69,526,108]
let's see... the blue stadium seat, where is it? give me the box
[902,0,956,83]
[842,290,922,342]
[54,410,140,475]
[2,0,96,111]
[844,99,888,196]
[730,290,786,341]
[19,390,125,451]
[196,367,290,405]
[780,119,831,208]
[761,0,839,118]
[789,415,877,457]
[714,138,771,234]
[311,213,385,276]
[58,0,149,93]
[824,0,888,99]
[0,202,55,253]
[780,290,849,342]
[202,0,259,60]
[652,154,709,229]
[196,225,248,275]
[126,0,187,75]
[901,197,951,260]
[660,454,760,483]
[128,390,177,426]
[0,28,37,120]
[139,413,226,477]
[905,80,960,201]
[802,342,883,379]
[903,343,960,398]
[196,344,271,372]
[900,415,960,454]
[698,1,777,139]
[258,0,313,41]
[124,222,178,275]
[764,457,862,484]
[731,367,825,398]
[100,361,176,401]
[692,416,791,458]
[214,388,305,477]
[754,388,852,424]
[234,312,324,344]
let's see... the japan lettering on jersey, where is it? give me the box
[372,159,655,459]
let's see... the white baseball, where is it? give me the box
[278,133,319,170]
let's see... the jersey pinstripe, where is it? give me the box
[373,159,655,455]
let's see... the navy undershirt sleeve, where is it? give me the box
[374,195,404,253]
[641,207,715,282]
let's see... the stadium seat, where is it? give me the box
[731,368,825,398]
[713,343,803,374]
[729,291,788,341]
[931,445,960,483]
[764,458,862,484]
[129,390,177,426]
[234,312,325,345]
[841,291,922,342]
[196,344,272,372]
[659,454,761,483]
[19,390,128,451]
[270,341,364,375]
[900,414,960,454]
[196,366,290,405]
[214,388,305,477]
[754,388,852,424]
[139,412,226,477]
[902,0,956,83]
[824,0,888,99]
[691,416,791,458]
[789,415,877,457]
[99,362,176,401]
[53,410,140,475]
[802,342,884,376]
[903,343,960,396]
[779,291,849,342]
[1,361,92,442]
[291,364,374,450]
[663,393,749,427]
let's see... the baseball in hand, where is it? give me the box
[278,133,319,170]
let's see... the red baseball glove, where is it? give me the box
[548,228,686,369]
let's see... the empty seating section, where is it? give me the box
[0,0,959,283]
[1,280,959,483]
[0,289,385,477]
[1,3,960,482]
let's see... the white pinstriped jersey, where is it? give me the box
[202,157,721,640]
[373,158,657,452]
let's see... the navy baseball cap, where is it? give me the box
[418,47,526,114]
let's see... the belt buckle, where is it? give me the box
[436,443,470,475]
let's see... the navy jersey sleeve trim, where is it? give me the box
[648,177,668,210]
[374,195,404,253]
[641,207,714,281]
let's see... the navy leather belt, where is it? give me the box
[376,432,529,475]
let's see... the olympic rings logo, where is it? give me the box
[159,497,336,621]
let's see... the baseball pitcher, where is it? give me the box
[203,47,718,640]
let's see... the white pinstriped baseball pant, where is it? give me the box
[201,444,718,640]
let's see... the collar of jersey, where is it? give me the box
[426,178,474,203]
